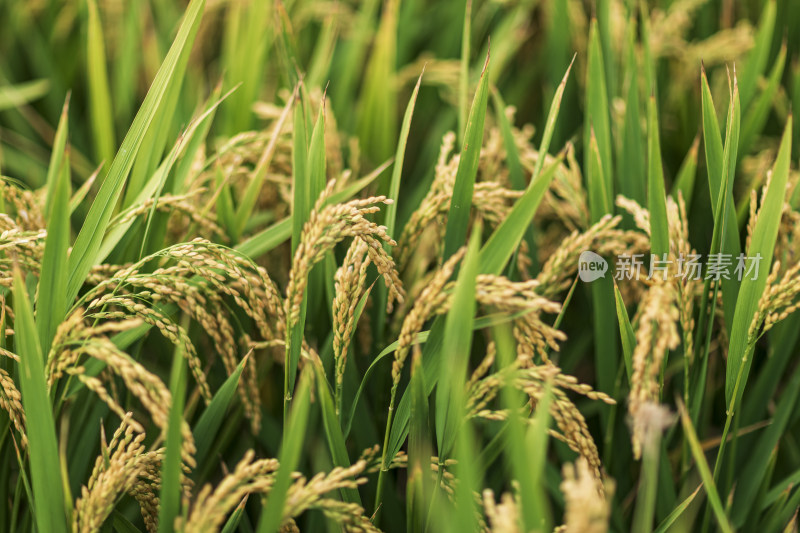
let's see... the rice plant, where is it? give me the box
[0,0,799,531]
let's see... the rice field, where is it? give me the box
[1,0,799,531]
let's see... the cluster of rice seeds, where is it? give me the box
[667,194,698,358]
[81,240,288,431]
[0,180,45,230]
[555,458,613,533]
[0,226,45,286]
[534,143,589,234]
[750,260,800,339]
[86,293,213,401]
[391,249,466,391]
[74,413,188,533]
[48,312,197,469]
[473,275,564,362]
[332,238,371,412]
[180,450,280,531]
[482,488,522,533]
[285,182,403,365]
[535,214,648,298]
[281,461,372,528]
[748,181,800,338]
[628,282,680,459]
[464,354,614,490]
[113,189,225,242]
[0,367,26,447]
[517,368,613,489]
[396,132,532,277]
[182,449,377,532]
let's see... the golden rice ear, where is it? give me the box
[628,282,680,459]
[391,248,466,391]
[0,368,27,448]
[74,414,192,533]
[559,458,614,533]
[483,487,525,533]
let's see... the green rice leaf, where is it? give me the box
[193,355,247,467]
[458,0,472,141]
[407,352,432,532]
[158,341,188,533]
[738,0,776,109]
[12,268,68,533]
[740,41,787,157]
[619,17,646,205]
[66,0,205,306]
[677,401,733,533]
[652,485,702,533]
[435,223,480,460]
[0,79,49,111]
[234,86,297,241]
[37,137,71,353]
[614,282,635,384]
[587,129,610,222]
[311,360,362,505]
[259,369,313,533]
[478,56,573,274]
[731,362,800,525]
[670,135,700,211]
[385,69,423,240]
[700,66,741,332]
[442,50,489,261]
[44,95,70,215]
[491,88,524,190]
[585,19,613,206]
[726,117,792,409]
[86,0,116,167]
[647,95,670,258]
[356,0,397,164]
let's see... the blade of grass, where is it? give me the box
[731,361,800,526]
[311,360,361,505]
[738,0,776,109]
[86,0,116,167]
[407,350,432,533]
[458,0,472,141]
[442,49,489,261]
[478,55,574,274]
[285,95,327,421]
[647,94,670,258]
[356,0,398,165]
[494,322,552,531]
[66,0,205,306]
[379,227,481,524]
[653,485,702,533]
[724,117,792,423]
[12,268,68,533]
[614,281,635,384]
[233,85,297,240]
[435,223,480,460]
[619,17,646,206]
[37,143,70,353]
[0,79,50,111]
[158,339,188,533]
[585,19,613,204]
[699,65,741,332]
[44,95,70,214]
[678,400,734,533]
[193,355,247,467]
[258,369,312,533]
[671,134,700,211]
[739,41,787,158]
